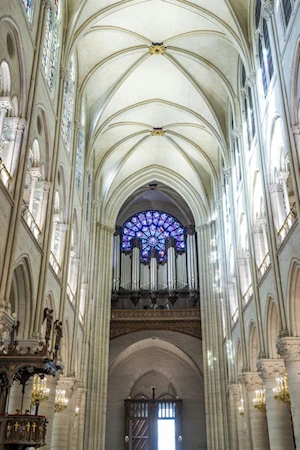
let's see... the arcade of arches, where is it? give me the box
[0,0,300,449]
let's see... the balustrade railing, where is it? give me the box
[49,251,61,275]
[67,284,75,305]
[232,308,239,324]
[242,284,253,305]
[0,157,12,188]
[0,414,47,448]
[21,201,41,240]
[278,203,297,242]
[258,252,271,277]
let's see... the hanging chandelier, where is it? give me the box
[253,389,266,412]
[54,389,68,413]
[31,374,50,405]
[238,398,244,416]
[273,372,290,405]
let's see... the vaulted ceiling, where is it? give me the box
[66,0,252,224]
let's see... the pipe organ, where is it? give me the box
[111,211,199,308]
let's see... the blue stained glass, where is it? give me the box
[42,1,60,92]
[122,210,186,263]
[23,0,33,21]
[62,58,75,150]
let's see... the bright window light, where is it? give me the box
[158,419,175,450]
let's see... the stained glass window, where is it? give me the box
[86,174,91,222]
[263,20,274,81]
[282,0,292,27]
[42,1,60,92]
[259,39,268,96]
[255,0,261,29]
[75,129,84,191]
[62,58,75,150]
[122,211,186,263]
[23,0,34,22]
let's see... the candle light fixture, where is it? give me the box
[54,389,68,413]
[253,389,266,412]
[273,371,290,405]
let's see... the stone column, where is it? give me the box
[241,372,270,450]
[197,222,229,450]
[131,237,141,291]
[257,359,294,450]
[0,97,11,139]
[227,385,239,450]
[230,384,246,449]
[277,337,300,449]
[85,223,114,450]
[278,171,291,216]
[186,225,198,290]
[37,181,52,233]
[251,226,264,268]
[150,248,158,291]
[112,226,121,291]
[51,377,76,450]
[57,224,69,267]
[269,184,286,233]
[166,237,176,291]
[28,168,41,213]
[39,374,59,450]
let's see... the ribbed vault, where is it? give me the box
[65,0,252,223]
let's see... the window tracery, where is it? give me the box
[122,211,186,263]
[62,58,75,150]
[282,0,292,27]
[75,128,84,191]
[42,0,60,92]
[241,65,256,148]
[255,1,274,98]
[22,0,34,21]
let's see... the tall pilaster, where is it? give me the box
[227,385,239,450]
[277,338,300,449]
[257,359,294,450]
[85,223,114,450]
[197,221,229,450]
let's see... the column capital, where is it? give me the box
[0,97,12,111]
[42,0,52,8]
[262,0,274,20]
[239,372,264,390]
[257,358,285,381]
[269,183,283,193]
[114,225,122,236]
[186,224,195,235]
[17,118,27,131]
[228,384,241,401]
[224,168,232,179]
[42,181,52,192]
[292,125,300,136]
[276,337,300,363]
[150,247,158,258]
[96,223,115,233]
[166,237,176,249]
[232,125,242,139]
[278,171,289,183]
[246,71,256,88]
[60,66,68,81]
[251,226,262,234]
[258,217,267,228]
[57,223,69,233]
[56,376,77,397]
[75,120,83,132]
[29,167,41,179]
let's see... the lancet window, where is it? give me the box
[75,128,84,191]
[255,1,274,97]
[282,0,293,27]
[22,0,34,21]
[42,0,60,92]
[241,65,256,148]
[62,58,75,150]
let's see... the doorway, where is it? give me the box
[124,399,182,450]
